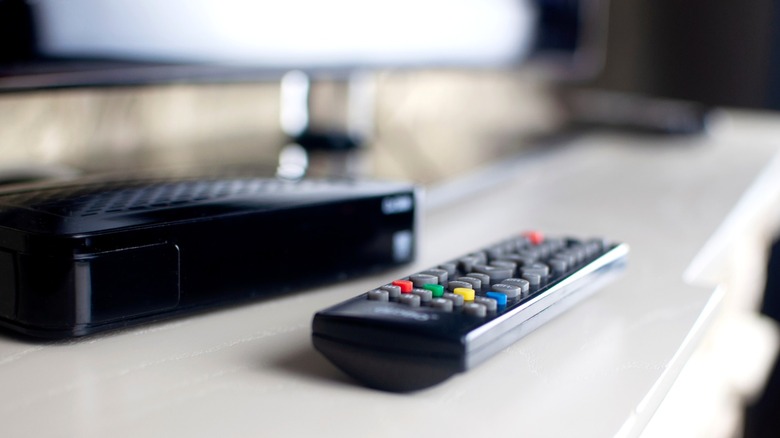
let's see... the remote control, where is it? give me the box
[312,231,628,392]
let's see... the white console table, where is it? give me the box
[1,112,779,437]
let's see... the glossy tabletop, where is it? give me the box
[1,113,779,437]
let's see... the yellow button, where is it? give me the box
[453,287,475,301]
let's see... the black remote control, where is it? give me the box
[312,231,628,392]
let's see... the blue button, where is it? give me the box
[486,291,508,306]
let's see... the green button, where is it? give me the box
[423,283,444,298]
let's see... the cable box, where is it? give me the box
[0,175,417,338]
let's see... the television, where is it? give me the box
[0,0,587,91]
[589,0,780,111]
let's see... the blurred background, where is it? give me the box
[0,0,554,182]
[2,1,780,436]
[3,1,779,184]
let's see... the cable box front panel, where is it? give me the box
[0,176,417,338]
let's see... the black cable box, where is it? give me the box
[0,176,418,338]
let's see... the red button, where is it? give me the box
[523,231,544,245]
[392,280,413,293]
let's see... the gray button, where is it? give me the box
[552,252,577,267]
[367,289,389,301]
[486,246,505,261]
[521,262,550,278]
[545,237,566,253]
[474,296,497,312]
[457,256,479,273]
[472,264,512,284]
[547,257,568,274]
[536,243,552,258]
[465,272,490,290]
[522,273,542,291]
[419,269,449,284]
[430,298,453,312]
[447,280,474,292]
[496,254,536,268]
[442,292,465,307]
[500,239,520,253]
[438,262,458,278]
[517,248,541,260]
[510,238,529,252]
[411,288,433,303]
[586,238,608,253]
[380,284,402,299]
[569,245,587,264]
[463,303,487,317]
[410,273,439,288]
[457,276,482,293]
[490,260,517,276]
[399,294,421,307]
[490,283,521,299]
[469,251,488,265]
[584,241,601,258]
[501,278,530,295]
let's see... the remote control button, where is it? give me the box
[380,284,402,299]
[485,291,508,306]
[545,237,566,252]
[423,284,445,298]
[523,230,544,245]
[552,252,577,267]
[410,274,439,288]
[518,247,543,259]
[463,303,487,317]
[586,238,608,253]
[438,263,458,278]
[447,280,474,291]
[501,278,530,295]
[442,292,465,307]
[453,287,475,302]
[411,288,433,303]
[547,258,568,274]
[512,237,527,249]
[472,265,513,285]
[576,246,589,261]
[522,273,542,291]
[569,246,587,264]
[474,296,497,312]
[560,247,576,264]
[486,246,505,261]
[490,260,517,275]
[398,294,421,307]
[420,269,449,284]
[584,242,600,258]
[367,289,390,301]
[490,283,521,299]
[429,298,453,312]
[469,251,488,265]
[501,238,522,253]
[536,242,554,258]
[496,254,536,268]
[465,273,490,290]
[457,256,479,273]
[392,280,413,293]
[457,276,482,293]
[521,262,550,278]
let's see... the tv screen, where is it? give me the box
[1,0,577,91]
